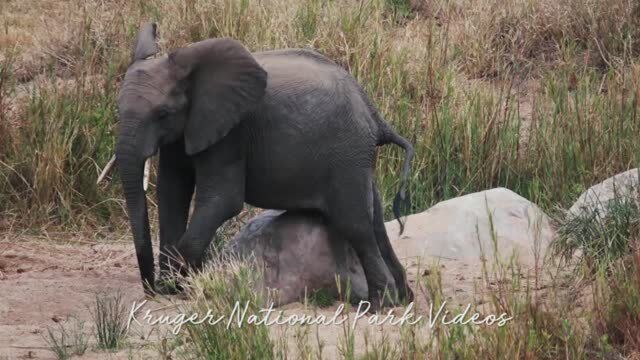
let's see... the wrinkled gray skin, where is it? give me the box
[116,23,414,309]
[226,210,368,305]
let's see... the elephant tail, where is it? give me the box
[377,122,414,235]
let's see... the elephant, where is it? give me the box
[115,23,414,309]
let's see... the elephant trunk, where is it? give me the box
[116,131,155,294]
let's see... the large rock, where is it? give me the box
[227,188,553,306]
[568,168,639,220]
[386,187,553,265]
[226,210,367,305]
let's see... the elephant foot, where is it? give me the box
[398,283,415,304]
[366,285,403,313]
[365,298,381,314]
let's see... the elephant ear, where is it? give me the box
[133,23,159,61]
[170,39,267,155]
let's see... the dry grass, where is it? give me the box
[447,0,640,78]
[2,0,639,230]
[0,0,638,227]
[171,206,640,359]
[1,2,640,355]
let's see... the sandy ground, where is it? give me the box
[0,230,514,360]
[0,234,146,359]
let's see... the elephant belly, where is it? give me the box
[244,148,330,212]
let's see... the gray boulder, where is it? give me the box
[386,187,554,265]
[227,188,554,306]
[226,210,367,305]
[568,168,639,220]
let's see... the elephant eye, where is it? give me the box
[156,107,172,119]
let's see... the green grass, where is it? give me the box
[554,193,640,271]
[2,0,639,230]
[128,195,639,359]
[0,6,131,229]
[176,257,275,359]
[384,0,414,20]
[3,75,120,225]
[92,291,129,350]
[553,190,640,356]
[306,288,336,308]
[43,317,88,360]
[2,1,640,355]
[592,252,640,354]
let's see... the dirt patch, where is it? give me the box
[0,234,145,359]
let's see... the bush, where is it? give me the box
[554,194,640,271]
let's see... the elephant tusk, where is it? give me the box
[96,154,117,185]
[143,158,150,192]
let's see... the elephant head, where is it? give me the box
[116,23,267,292]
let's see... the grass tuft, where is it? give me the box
[555,193,640,271]
[176,256,275,359]
[306,288,336,308]
[43,317,88,360]
[91,291,128,350]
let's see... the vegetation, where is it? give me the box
[2,0,640,358]
[555,191,640,271]
[172,214,640,358]
[43,317,88,359]
[2,0,639,229]
[176,257,275,359]
[91,291,129,350]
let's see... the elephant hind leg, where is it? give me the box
[372,183,413,302]
[326,170,397,311]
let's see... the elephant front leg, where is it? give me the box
[156,141,195,294]
[175,158,246,275]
